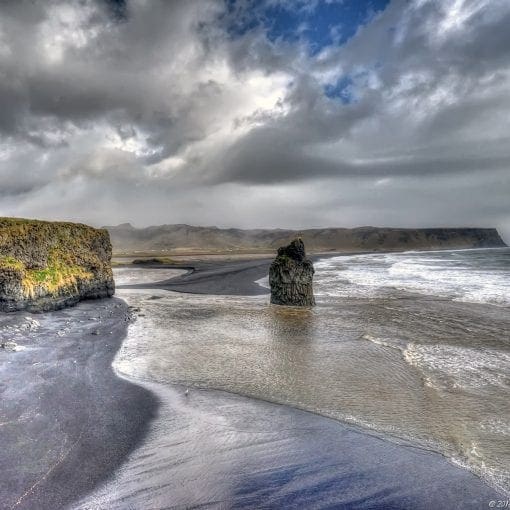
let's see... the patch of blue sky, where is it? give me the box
[224,1,390,104]
[324,75,355,103]
[225,0,391,55]
[325,65,383,103]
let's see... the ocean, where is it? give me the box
[315,247,510,306]
[77,248,509,508]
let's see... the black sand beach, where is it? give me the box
[1,259,506,509]
[75,381,503,510]
[116,253,364,296]
[0,298,158,510]
[118,257,273,296]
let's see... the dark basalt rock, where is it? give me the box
[269,238,315,306]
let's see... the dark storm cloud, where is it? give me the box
[102,0,128,21]
[0,0,509,239]
[216,125,510,184]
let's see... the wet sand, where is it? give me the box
[0,298,158,510]
[75,380,502,509]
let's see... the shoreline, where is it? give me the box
[115,246,510,297]
[116,252,343,296]
[1,250,507,508]
[0,298,158,510]
[112,334,509,503]
[111,243,508,261]
[112,255,510,500]
[117,257,273,295]
[75,359,504,508]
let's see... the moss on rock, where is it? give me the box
[0,218,115,312]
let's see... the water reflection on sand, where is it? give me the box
[75,378,499,509]
[104,273,509,498]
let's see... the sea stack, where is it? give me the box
[0,218,115,312]
[269,238,315,306]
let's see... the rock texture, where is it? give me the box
[0,218,115,312]
[269,239,315,306]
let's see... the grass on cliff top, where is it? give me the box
[0,217,111,299]
[0,216,102,230]
[0,218,109,262]
[0,217,111,272]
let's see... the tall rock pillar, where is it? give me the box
[269,238,315,306]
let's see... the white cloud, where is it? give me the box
[0,0,508,241]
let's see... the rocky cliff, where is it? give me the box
[0,218,114,312]
[269,239,315,306]
[106,223,507,254]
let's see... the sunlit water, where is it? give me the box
[104,249,510,499]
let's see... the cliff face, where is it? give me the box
[0,218,115,312]
[269,239,315,306]
[106,224,507,254]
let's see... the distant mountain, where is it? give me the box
[104,223,507,254]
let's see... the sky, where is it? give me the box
[0,0,509,240]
